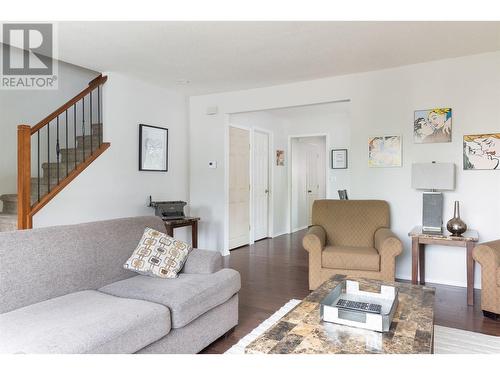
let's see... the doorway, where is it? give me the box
[290,135,327,232]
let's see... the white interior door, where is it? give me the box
[229,127,250,249]
[253,131,270,240]
[306,143,321,225]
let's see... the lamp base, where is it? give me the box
[422,192,443,234]
[422,226,443,235]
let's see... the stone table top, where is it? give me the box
[245,275,435,354]
[408,225,478,242]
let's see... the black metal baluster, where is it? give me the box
[47,121,50,193]
[56,116,60,184]
[82,98,85,160]
[98,85,101,145]
[90,90,93,154]
[73,104,77,169]
[65,110,68,177]
[37,131,40,202]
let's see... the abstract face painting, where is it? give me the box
[414,108,452,143]
[463,133,500,170]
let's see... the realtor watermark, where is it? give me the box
[1,23,58,89]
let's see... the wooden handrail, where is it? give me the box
[30,74,108,135]
[17,125,32,230]
[17,73,109,230]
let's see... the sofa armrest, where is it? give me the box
[473,240,500,268]
[374,228,403,258]
[302,226,326,253]
[182,249,223,274]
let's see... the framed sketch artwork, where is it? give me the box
[463,133,500,170]
[139,124,168,172]
[331,149,348,169]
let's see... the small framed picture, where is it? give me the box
[276,150,285,166]
[331,149,348,169]
[139,124,168,172]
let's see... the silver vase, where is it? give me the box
[447,201,467,236]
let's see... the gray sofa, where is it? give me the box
[0,216,240,354]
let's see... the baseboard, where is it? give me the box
[396,275,481,289]
[272,230,289,238]
[291,225,308,233]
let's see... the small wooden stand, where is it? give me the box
[162,217,200,248]
[408,226,479,306]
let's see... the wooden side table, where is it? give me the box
[408,226,479,306]
[162,217,200,248]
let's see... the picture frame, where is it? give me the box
[414,108,452,144]
[463,133,500,170]
[368,135,402,168]
[139,124,168,172]
[331,149,348,169]
[276,150,285,166]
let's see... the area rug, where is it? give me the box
[225,299,500,354]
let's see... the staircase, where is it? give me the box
[0,75,109,232]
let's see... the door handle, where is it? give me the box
[307,190,312,193]
[265,189,269,194]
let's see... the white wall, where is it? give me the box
[189,51,500,287]
[33,73,191,241]
[0,58,99,206]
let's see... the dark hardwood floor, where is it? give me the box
[202,229,500,354]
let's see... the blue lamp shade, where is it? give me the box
[411,163,455,191]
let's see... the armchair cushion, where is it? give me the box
[497,268,500,287]
[322,246,380,271]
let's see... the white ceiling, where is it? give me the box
[55,21,500,95]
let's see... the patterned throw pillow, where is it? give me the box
[124,227,192,278]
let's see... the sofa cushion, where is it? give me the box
[124,227,192,278]
[0,290,170,354]
[322,246,380,271]
[99,269,241,329]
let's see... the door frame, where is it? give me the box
[224,117,274,255]
[287,133,330,234]
[253,127,274,242]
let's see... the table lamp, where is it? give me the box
[411,162,455,234]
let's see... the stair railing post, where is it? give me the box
[17,125,32,229]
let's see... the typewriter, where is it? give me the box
[149,196,187,220]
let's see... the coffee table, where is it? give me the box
[245,275,435,354]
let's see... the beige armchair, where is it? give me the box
[473,241,500,319]
[302,200,403,290]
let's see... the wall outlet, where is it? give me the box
[208,161,217,169]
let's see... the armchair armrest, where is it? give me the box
[181,249,223,274]
[374,228,403,258]
[302,226,326,253]
[473,240,500,268]
[303,226,326,290]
